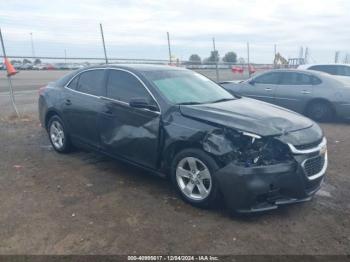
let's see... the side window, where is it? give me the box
[76,70,105,96]
[337,66,350,76]
[279,72,314,85]
[297,73,313,85]
[309,65,336,75]
[67,75,79,90]
[311,76,322,85]
[279,72,298,85]
[254,72,280,84]
[106,70,152,103]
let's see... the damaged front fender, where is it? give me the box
[201,128,293,168]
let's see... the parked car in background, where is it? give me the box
[298,64,350,77]
[39,65,327,213]
[19,63,33,70]
[221,69,350,121]
[33,64,46,70]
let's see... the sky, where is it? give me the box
[1,0,350,63]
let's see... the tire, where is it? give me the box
[306,101,333,122]
[47,115,72,153]
[171,148,221,209]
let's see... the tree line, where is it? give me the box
[188,51,245,65]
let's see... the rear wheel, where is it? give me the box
[306,101,333,122]
[171,149,221,208]
[48,115,72,153]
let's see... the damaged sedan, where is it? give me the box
[39,65,328,213]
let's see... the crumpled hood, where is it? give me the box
[179,97,314,136]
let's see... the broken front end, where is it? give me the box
[203,127,327,213]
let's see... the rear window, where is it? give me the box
[53,71,79,87]
[76,70,105,96]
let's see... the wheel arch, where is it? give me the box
[162,140,204,175]
[45,109,64,130]
[304,98,336,116]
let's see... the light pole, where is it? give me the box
[99,23,108,64]
[30,32,35,58]
[167,32,172,64]
[212,37,219,82]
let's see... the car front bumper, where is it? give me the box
[215,139,327,213]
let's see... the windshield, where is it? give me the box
[142,70,234,104]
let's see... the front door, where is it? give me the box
[98,69,160,169]
[239,72,280,104]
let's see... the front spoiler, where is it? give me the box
[215,159,324,213]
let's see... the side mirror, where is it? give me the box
[129,98,158,111]
[249,80,255,85]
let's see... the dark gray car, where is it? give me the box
[221,69,350,121]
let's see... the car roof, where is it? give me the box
[256,68,327,76]
[80,64,186,72]
[298,63,350,69]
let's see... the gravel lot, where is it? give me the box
[0,71,349,255]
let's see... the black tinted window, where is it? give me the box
[67,75,79,90]
[309,65,337,75]
[55,71,77,87]
[77,70,105,96]
[254,72,280,84]
[107,70,151,103]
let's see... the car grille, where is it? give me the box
[294,139,323,150]
[303,155,326,178]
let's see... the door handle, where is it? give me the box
[65,99,72,105]
[301,90,311,94]
[265,88,272,91]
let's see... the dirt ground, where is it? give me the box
[0,71,349,255]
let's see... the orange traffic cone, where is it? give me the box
[4,58,17,76]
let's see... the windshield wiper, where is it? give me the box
[209,98,235,103]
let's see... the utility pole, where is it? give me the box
[247,42,250,77]
[212,37,219,82]
[0,28,20,117]
[99,23,108,64]
[64,49,67,65]
[274,44,277,68]
[304,47,309,64]
[335,51,340,64]
[167,32,172,64]
[30,32,35,58]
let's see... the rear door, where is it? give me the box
[239,72,280,103]
[97,69,161,168]
[274,72,315,112]
[62,69,107,148]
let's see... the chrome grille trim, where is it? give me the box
[287,137,327,155]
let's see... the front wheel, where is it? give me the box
[171,149,221,209]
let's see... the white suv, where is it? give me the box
[298,64,350,77]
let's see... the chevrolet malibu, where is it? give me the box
[39,65,328,213]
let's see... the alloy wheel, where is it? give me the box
[176,157,212,201]
[49,120,65,150]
